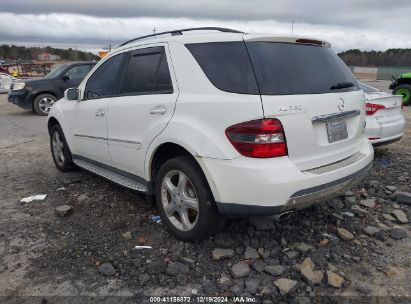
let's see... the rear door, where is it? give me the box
[106,44,178,177]
[246,39,365,171]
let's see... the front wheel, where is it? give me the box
[155,156,224,241]
[33,93,57,116]
[50,124,76,171]
[393,84,411,106]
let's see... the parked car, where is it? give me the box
[360,82,405,146]
[0,72,16,93]
[47,27,373,241]
[390,72,411,106]
[8,62,96,115]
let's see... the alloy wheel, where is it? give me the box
[38,97,56,114]
[52,131,65,166]
[160,170,199,231]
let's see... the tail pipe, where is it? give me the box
[270,210,294,222]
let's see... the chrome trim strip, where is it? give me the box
[74,134,106,141]
[304,152,366,174]
[74,134,141,147]
[107,138,141,145]
[311,110,361,124]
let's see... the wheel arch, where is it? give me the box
[396,78,411,86]
[147,141,221,202]
[148,142,199,182]
[47,116,60,135]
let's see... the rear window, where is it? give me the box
[186,41,358,95]
[247,42,359,95]
[186,42,259,94]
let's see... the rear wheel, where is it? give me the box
[393,84,411,106]
[33,93,57,115]
[155,156,224,241]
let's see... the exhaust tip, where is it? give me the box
[270,211,294,222]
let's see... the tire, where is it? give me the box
[50,124,76,171]
[393,84,411,106]
[33,93,57,116]
[155,156,224,241]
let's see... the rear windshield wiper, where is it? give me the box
[330,82,356,90]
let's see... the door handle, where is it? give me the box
[150,105,167,115]
[95,110,105,117]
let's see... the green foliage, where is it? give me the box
[0,44,99,61]
[338,49,411,66]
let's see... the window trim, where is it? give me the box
[118,46,174,97]
[83,46,174,101]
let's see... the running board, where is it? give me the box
[73,158,148,192]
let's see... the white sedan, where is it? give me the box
[360,82,405,146]
[0,72,16,93]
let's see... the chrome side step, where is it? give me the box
[73,158,148,192]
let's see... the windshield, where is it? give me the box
[44,64,69,79]
[359,82,381,93]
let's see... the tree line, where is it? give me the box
[0,44,99,62]
[2,44,411,67]
[338,49,411,67]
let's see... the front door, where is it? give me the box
[107,44,178,178]
[67,53,128,165]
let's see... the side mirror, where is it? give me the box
[62,75,70,81]
[64,88,81,101]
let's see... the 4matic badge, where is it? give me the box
[278,105,303,112]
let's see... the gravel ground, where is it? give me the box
[0,82,410,303]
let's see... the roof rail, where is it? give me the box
[118,27,244,47]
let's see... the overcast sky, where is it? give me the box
[1,0,410,53]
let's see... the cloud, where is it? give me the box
[2,0,410,28]
[1,12,411,53]
[1,1,410,52]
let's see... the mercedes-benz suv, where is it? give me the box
[47,27,374,241]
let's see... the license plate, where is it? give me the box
[326,120,348,143]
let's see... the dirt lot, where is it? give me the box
[1,81,410,303]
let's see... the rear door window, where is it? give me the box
[186,42,259,94]
[246,42,359,95]
[121,46,173,95]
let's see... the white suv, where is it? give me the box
[48,27,374,241]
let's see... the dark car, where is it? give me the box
[8,62,96,115]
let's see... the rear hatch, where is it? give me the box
[245,37,366,171]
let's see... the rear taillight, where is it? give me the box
[225,119,288,158]
[366,103,385,115]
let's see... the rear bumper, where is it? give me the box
[216,161,372,216]
[197,137,373,217]
[365,115,405,145]
[371,134,402,146]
